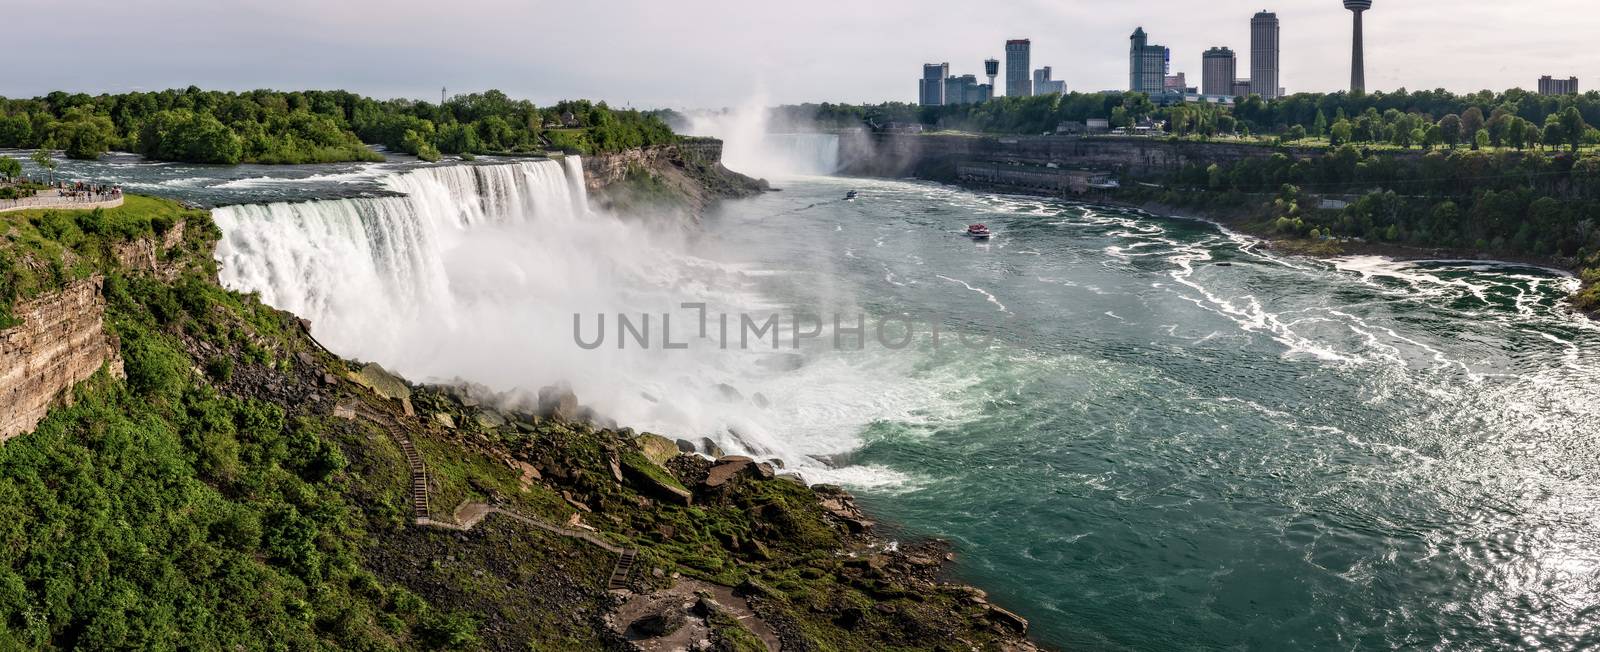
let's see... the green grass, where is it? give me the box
[0,195,209,326]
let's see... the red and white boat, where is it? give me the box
[966,223,992,239]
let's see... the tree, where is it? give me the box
[1424,124,1444,150]
[1286,124,1308,141]
[30,148,56,182]
[1525,121,1544,150]
[1330,118,1353,145]
[1313,109,1328,137]
[1544,122,1564,152]
[1460,107,1485,141]
[1560,106,1587,153]
[1110,106,1130,129]
[1508,118,1527,150]
[0,157,20,182]
[1474,129,1490,150]
[1438,114,1462,149]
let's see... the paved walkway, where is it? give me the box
[0,191,124,213]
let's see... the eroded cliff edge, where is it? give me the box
[583,138,768,220]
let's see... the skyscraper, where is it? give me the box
[944,75,991,105]
[1202,47,1237,96]
[920,63,949,106]
[1345,1,1372,93]
[1033,67,1066,95]
[1129,28,1170,95]
[1250,11,1280,99]
[1539,76,1580,95]
[1006,40,1032,97]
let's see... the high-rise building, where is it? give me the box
[1250,11,1280,99]
[1129,28,1170,95]
[1345,1,1372,93]
[1202,47,1237,96]
[1539,76,1580,95]
[944,75,992,105]
[1033,67,1066,95]
[1164,73,1188,92]
[1232,79,1253,98]
[1006,40,1033,97]
[920,62,949,106]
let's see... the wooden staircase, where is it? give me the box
[607,548,638,590]
[367,409,641,590]
[397,434,428,519]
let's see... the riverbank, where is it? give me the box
[926,176,1599,319]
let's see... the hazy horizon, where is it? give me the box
[6,0,1598,109]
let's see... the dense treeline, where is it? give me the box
[1163,147,1600,256]
[1133,145,1600,311]
[0,88,678,164]
[777,88,1600,149]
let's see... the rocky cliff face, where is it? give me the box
[0,276,123,440]
[583,139,766,219]
[838,133,1420,181]
[112,219,188,279]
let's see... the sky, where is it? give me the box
[6,0,1598,109]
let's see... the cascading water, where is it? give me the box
[212,158,932,486]
[683,103,842,178]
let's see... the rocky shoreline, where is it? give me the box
[935,178,1596,319]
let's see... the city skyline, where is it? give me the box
[3,0,1598,108]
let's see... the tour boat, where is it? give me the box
[967,223,992,239]
[845,190,858,200]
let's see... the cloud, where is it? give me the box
[4,0,1596,107]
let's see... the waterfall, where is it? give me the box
[682,104,842,178]
[212,157,921,488]
[214,158,592,360]
[749,133,841,176]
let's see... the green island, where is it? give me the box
[0,89,678,164]
[0,192,1036,649]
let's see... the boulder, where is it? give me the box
[537,384,580,421]
[474,409,507,430]
[621,455,693,506]
[635,433,681,467]
[986,605,1029,634]
[349,363,411,401]
[701,456,755,489]
[434,413,456,429]
[698,437,725,458]
[607,454,624,483]
[514,460,541,489]
[631,606,686,637]
[675,438,697,454]
[714,383,744,402]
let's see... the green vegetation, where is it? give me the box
[1119,144,1600,313]
[0,88,679,163]
[0,195,204,327]
[0,198,482,648]
[780,88,1600,151]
